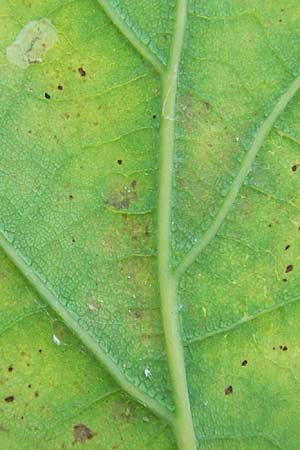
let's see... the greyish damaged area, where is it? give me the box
[6,18,57,69]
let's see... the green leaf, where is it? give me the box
[1,0,300,449]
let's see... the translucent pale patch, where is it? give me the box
[6,18,57,69]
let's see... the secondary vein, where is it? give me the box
[97,0,164,73]
[157,1,197,449]
[0,232,173,426]
[175,73,300,280]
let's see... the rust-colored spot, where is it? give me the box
[73,424,94,443]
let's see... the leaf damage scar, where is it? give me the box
[6,18,57,69]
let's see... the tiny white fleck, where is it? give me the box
[144,367,152,378]
[87,303,97,311]
[52,334,61,346]
[236,136,240,142]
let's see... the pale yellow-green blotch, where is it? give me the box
[6,18,57,69]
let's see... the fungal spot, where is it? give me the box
[282,278,287,282]
[280,345,288,351]
[57,85,63,90]
[6,18,57,69]
[4,396,14,403]
[73,424,94,443]
[285,244,291,250]
[285,265,293,273]
[69,194,73,200]
[241,360,248,367]
[117,159,123,165]
[28,384,32,389]
[38,349,42,353]
[152,114,157,119]
[34,391,39,398]
[8,365,13,372]
[292,164,297,172]
[78,67,86,77]
[224,385,233,395]
[44,92,51,99]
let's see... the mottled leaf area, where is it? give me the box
[1,0,300,449]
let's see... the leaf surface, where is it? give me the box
[1,0,300,449]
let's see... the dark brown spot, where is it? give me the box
[292,164,297,172]
[117,159,123,165]
[285,264,293,273]
[4,396,14,403]
[280,345,288,351]
[44,92,51,99]
[28,384,32,389]
[58,85,63,90]
[224,385,233,396]
[73,424,94,443]
[34,391,39,398]
[78,67,86,77]
[241,360,248,367]
[285,244,291,250]
[8,365,13,373]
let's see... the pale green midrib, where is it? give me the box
[175,73,300,280]
[0,232,173,426]
[185,293,300,346]
[96,0,164,74]
[157,1,197,450]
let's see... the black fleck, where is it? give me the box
[44,92,51,99]
[241,360,248,367]
[285,265,293,273]
[225,385,233,395]
[78,67,86,77]
[4,396,14,403]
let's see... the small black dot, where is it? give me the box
[282,278,288,282]
[152,114,157,119]
[4,396,14,403]
[69,194,74,200]
[285,244,291,250]
[285,264,293,273]
[292,164,297,172]
[58,85,63,90]
[45,92,51,99]
[224,385,233,396]
[241,360,248,367]
[8,365,13,373]
[117,159,123,165]
[28,384,32,389]
[38,349,42,353]
[78,67,86,77]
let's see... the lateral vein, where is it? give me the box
[175,73,300,279]
[0,232,173,426]
[97,0,164,73]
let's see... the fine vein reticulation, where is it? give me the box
[3,2,300,450]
